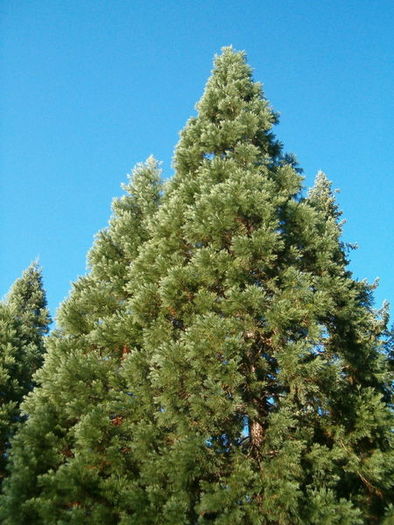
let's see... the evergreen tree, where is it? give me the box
[0,158,163,523]
[0,263,50,482]
[1,49,392,524]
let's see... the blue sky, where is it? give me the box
[1,0,393,320]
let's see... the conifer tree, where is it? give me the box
[1,49,393,524]
[0,158,163,523]
[0,263,50,482]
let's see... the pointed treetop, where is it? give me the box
[196,46,258,116]
[6,262,51,335]
[87,155,163,271]
[307,170,341,221]
[7,260,46,310]
[174,47,281,177]
[119,155,162,216]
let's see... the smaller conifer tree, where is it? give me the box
[0,158,163,524]
[0,263,50,482]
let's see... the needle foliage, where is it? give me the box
[0,263,50,484]
[1,49,392,524]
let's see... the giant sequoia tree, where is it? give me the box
[0,263,50,483]
[1,48,393,524]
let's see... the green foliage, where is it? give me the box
[0,263,50,483]
[1,48,393,524]
[0,158,163,524]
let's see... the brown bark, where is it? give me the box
[250,419,264,448]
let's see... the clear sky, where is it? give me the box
[1,0,393,321]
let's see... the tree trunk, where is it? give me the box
[250,419,264,448]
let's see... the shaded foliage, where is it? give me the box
[0,263,50,483]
